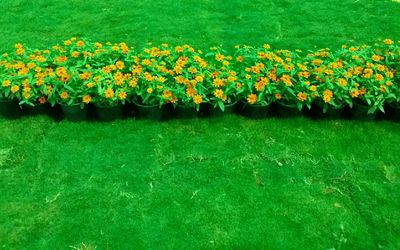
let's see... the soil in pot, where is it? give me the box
[239,101,270,119]
[272,102,303,118]
[61,104,88,122]
[0,99,22,119]
[350,102,376,121]
[95,104,123,121]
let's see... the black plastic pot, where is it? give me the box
[0,99,22,119]
[175,105,199,119]
[209,101,238,117]
[273,102,303,118]
[95,104,123,121]
[309,102,344,120]
[240,100,270,119]
[61,104,88,122]
[22,103,49,116]
[387,102,400,121]
[350,102,376,121]
[134,102,172,120]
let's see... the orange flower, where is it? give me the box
[38,96,46,104]
[11,85,19,93]
[323,90,333,103]
[82,95,91,104]
[297,92,307,102]
[193,95,202,104]
[118,91,127,100]
[105,88,114,98]
[247,94,257,104]
[384,39,393,45]
[60,91,69,99]
[76,40,85,47]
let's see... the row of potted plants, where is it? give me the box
[0,38,399,121]
[1,100,399,121]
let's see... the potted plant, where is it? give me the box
[0,78,22,118]
[204,52,242,116]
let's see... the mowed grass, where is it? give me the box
[1,0,400,249]
[0,0,400,51]
[1,116,400,249]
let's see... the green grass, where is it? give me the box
[1,0,400,51]
[1,0,400,249]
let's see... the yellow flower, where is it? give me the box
[64,40,72,46]
[376,64,385,72]
[23,92,30,99]
[375,74,384,82]
[11,85,19,93]
[275,93,282,100]
[193,94,202,104]
[116,61,125,70]
[71,51,79,58]
[94,42,103,48]
[213,78,224,87]
[297,92,307,102]
[350,90,360,98]
[2,80,11,87]
[323,90,333,103]
[384,39,393,45]
[76,40,85,47]
[82,95,92,104]
[214,89,224,99]
[371,54,382,62]
[147,87,153,94]
[247,94,257,104]
[236,56,244,62]
[338,78,347,87]
[60,91,69,99]
[118,91,127,100]
[215,54,224,62]
[105,88,115,98]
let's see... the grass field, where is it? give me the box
[1,0,400,249]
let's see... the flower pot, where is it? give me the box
[174,105,199,119]
[22,103,49,116]
[95,104,123,121]
[387,102,400,121]
[134,102,172,120]
[240,100,270,119]
[310,102,344,120]
[350,102,376,121]
[209,101,238,117]
[0,99,22,119]
[273,102,303,118]
[61,104,88,122]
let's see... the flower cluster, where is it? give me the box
[0,38,399,113]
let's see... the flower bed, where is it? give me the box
[0,38,399,120]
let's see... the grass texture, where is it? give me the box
[1,0,400,249]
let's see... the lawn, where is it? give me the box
[1,0,400,249]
